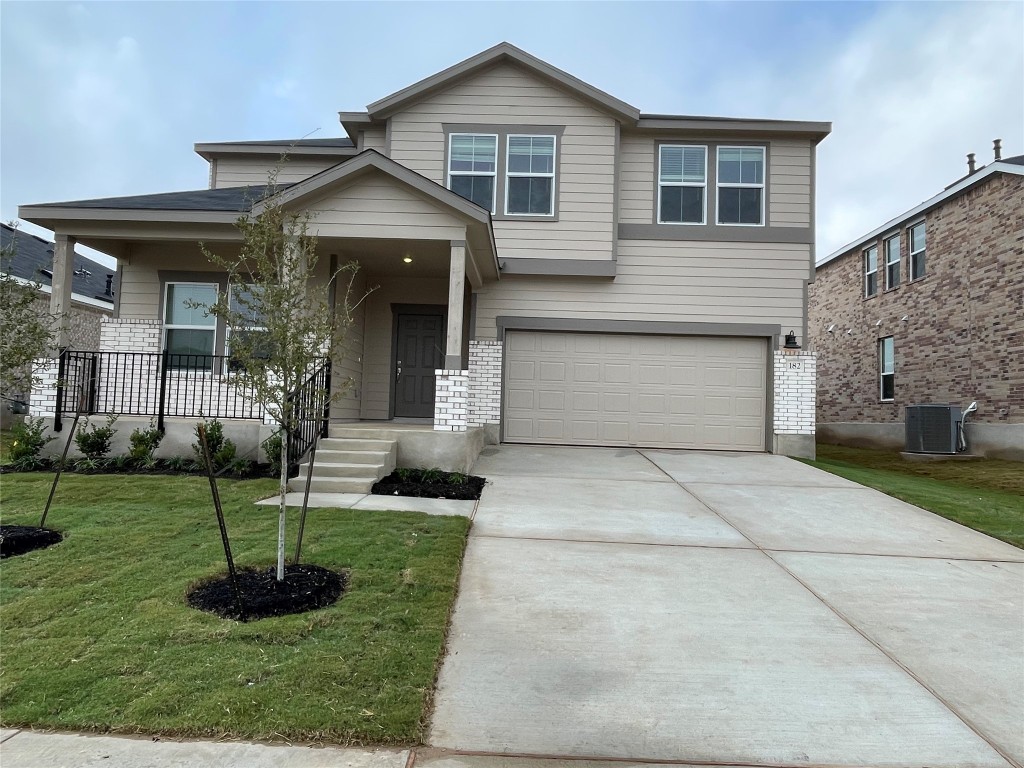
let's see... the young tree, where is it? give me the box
[200,190,365,582]
[0,224,58,405]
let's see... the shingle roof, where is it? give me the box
[1,224,115,302]
[25,185,288,212]
[204,138,354,148]
[1002,154,1024,166]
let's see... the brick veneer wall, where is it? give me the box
[808,172,1023,426]
[100,317,161,353]
[468,340,502,427]
[434,370,469,432]
[774,349,816,435]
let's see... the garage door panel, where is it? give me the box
[504,331,766,451]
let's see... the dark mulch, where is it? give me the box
[0,457,276,480]
[0,525,64,559]
[372,469,485,500]
[186,564,346,621]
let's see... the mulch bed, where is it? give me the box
[372,469,485,500]
[0,525,64,559]
[0,458,276,479]
[186,564,346,621]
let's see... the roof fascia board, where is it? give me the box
[817,163,1024,268]
[253,150,490,224]
[194,143,358,160]
[636,117,831,139]
[366,43,640,123]
[18,207,241,225]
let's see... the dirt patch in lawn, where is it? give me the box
[187,564,346,621]
[0,525,63,559]
[372,468,485,500]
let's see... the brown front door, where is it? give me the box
[393,312,445,418]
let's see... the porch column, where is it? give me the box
[445,240,466,369]
[49,233,76,353]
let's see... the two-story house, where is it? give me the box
[809,145,1023,460]
[18,43,829,474]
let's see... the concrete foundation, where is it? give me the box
[331,423,486,473]
[773,432,815,460]
[819,421,1023,461]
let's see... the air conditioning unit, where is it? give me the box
[905,405,962,454]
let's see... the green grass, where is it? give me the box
[803,444,1024,548]
[0,473,471,744]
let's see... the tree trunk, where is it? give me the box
[277,429,289,581]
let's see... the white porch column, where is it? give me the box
[49,233,76,353]
[445,240,466,370]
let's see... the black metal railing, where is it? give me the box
[286,359,332,471]
[54,349,267,431]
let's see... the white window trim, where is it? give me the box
[716,145,766,227]
[864,245,879,298]
[163,281,218,353]
[879,336,895,402]
[447,132,498,214]
[657,144,707,225]
[504,134,557,217]
[883,233,901,290]
[908,219,926,279]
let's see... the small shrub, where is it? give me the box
[227,458,253,478]
[75,414,118,460]
[74,457,100,473]
[10,455,47,472]
[8,417,56,462]
[262,432,283,475]
[166,456,191,473]
[394,467,414,482]
[448,471,468,486]
[128,419,163,461]
[111,454,132,471]
[192,417,236,470]
[420,467,444,483]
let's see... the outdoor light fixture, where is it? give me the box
[784,330,800,349]
[403,256,413,264]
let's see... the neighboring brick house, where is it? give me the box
[1,224,116,427]
[808,147,1023,459]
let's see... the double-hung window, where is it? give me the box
[164,282,217,368]
[879,336,895,401]
[448,133,498,213]
[227,283,271,366]
[717,146,765,225]
[658,145,706,224]
[884,234,901,290]
[909,221,926,279]
[864,245,878,297]
[505,135,556,216]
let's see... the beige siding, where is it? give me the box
[331,269,366,421]
[387,62,617,261]
[474,240,809,340]
[304,173,468,241]
[361,127,387,153]
[359,277,449,420]
[619,132,655,224]
[116,244,227,320]
[213,157,339,188]
[769,139,812,227]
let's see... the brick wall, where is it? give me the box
[809,172,1023,426]
[100,317,161,353]
[434,369,469,432]
[468,340,502,427]
[773,349,816,435]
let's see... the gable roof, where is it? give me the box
[22,185,281,213]
[364,42,640,123]
[194,138,357,161]
[1,224,115,304]
[818,158,1024,269]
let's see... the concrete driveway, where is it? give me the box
[429,446,1024,767]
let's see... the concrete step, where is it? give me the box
[330,425,430,440]
[290,475,377,494]
[314,449,392,465]
[296,462,389,479]
[319,437,397,452]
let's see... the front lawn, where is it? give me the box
[804,444,1024,548]
[0,473,470,744]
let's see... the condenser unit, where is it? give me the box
[905,405,961,454]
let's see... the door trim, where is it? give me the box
[389,304,446,420]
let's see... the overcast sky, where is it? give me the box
[2,1,1021,269]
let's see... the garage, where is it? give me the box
[503,331,767,451]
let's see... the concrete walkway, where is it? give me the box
[256,491,475,517]
[430,445,1024,767]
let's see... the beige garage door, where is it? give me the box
[504,331,767,451]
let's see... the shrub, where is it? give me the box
[128,419,163,462]
[8,417,55,462]
[192,417,236,470]
[420,467,444,483]
[166,456,191,473]
[75,414,118,460]
[262,432,283,475]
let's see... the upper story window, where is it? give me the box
[879,336,895,401]
[505,135,556,216]
[909,220,926,280]
[864,245,878,297]
[884,234,901,290]
[658,145,706,224]
[448,133,498,213]
[164,282,217,367]
[717,146,765,226]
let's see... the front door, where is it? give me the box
[394,312,445,418]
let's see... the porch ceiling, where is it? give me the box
[324,237,452,279]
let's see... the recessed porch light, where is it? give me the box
[403,256,413,263]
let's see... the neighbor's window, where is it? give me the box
[658,145,707,224]
[909,220,926,280]
[717,146,765,225]
[164,282,217,367]
[864,245,879,297]
[884,234,901,290]
[227,283,271,365]
[880,336,895,401]
[448,133,498,213]
[505,135,556,216]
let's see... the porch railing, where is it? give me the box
[286,358,332,470]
